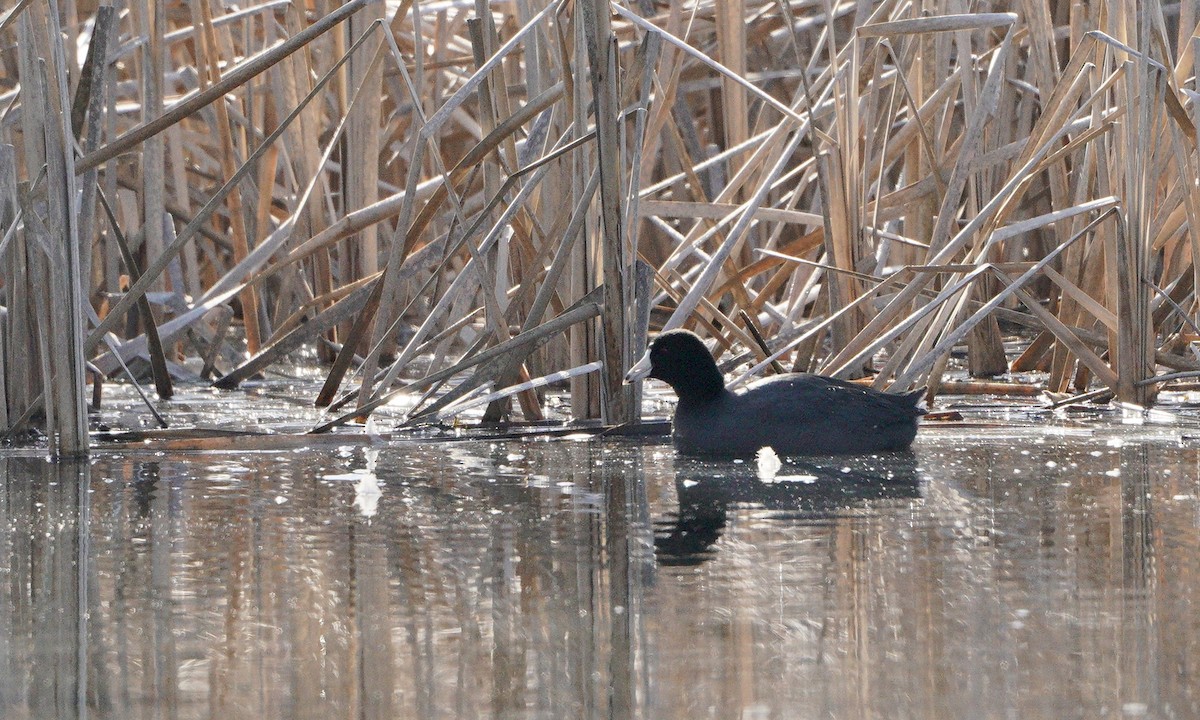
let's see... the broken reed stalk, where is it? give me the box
[582,0,635,425]
[10,1,88,455]
[0,145,20,433]
[188,0,261,355]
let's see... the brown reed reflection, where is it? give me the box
[0,433,1197,719]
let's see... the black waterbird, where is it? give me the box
[624,329,925,457]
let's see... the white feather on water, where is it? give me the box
[756,446,818,484]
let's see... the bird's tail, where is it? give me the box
[905,387,929,414]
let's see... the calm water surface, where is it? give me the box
[2,423,1199,719]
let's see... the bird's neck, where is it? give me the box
[671,363,726,403]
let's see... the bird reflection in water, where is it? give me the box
[655,451,921,566]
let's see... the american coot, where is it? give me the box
[624,329,926,457]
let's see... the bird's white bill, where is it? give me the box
[623,350,652,384]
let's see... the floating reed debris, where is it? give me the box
[4,0,1200,448]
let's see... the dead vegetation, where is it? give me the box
[2,0,1200,455]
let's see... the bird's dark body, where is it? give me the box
[628,329,925,457]
[672,373,925,456]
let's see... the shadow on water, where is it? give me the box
[0,431,1198,719]
[655,452,920,565]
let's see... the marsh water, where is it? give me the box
[2,399,1200,718]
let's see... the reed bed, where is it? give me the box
[2,0,1199,452]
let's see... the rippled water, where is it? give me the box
[2,422,1199,719]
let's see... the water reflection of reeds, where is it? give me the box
[0,436,1198,718]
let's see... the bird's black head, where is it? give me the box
[626,329,726,402]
